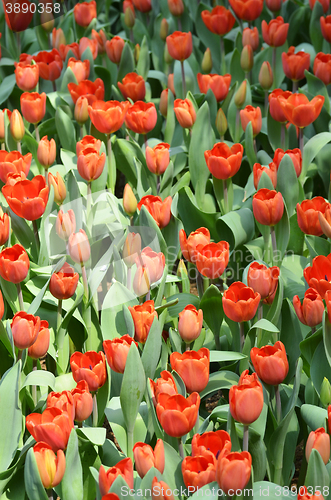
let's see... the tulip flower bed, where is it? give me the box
[4,0,331,499]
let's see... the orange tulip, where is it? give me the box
[166,31,193,61]
[306,428,330,464]
[56,210,76,241]
[229,370,264,424]
[20,92,46,124]
[138,195,172,229]
[70,380,93,422]
[313,52,331,86]
[179,227,210,263]
[88,100,130,135]
[76,135,102,156]
[2,175,49,221]
[253,162,277,189]
[32,49,63,82]
[242,27,259,51]
[103,335,138,373]
[321,15,331,42]
[0,150,32,183]
[156,392,200,437]
[267,0,286,11]
[52,28,65,51]
[178,305,203,343]
[152,478,175,500]
[14,62,39,91]
[26,407,74,451]
[70,351,107,392]
[0,244,29,283]
[168,0,184,16]
[195,241,230,279]
[170,348,210,393]
[201,6,235,36]
[91,29,107,54]
[128,300,158,344]
[273,147,302,177]
[77,148,106,182]
[125,101,157,135]
[79,37,98,60]
[298,487,325,500]
[133,264,150,297]
[296,197,330,236]
[11,311,40,350]
[278,93,324,128]
[68,229,90,264]
[282,46,310,81]
[150,371,178,406]
[106,36,125,64]
[46,390,75,422]
[174,99,196,128]
[252,188,284,226]
[28,320,50,359]
[49,263,79,301]
[139,247,166,284]
[73,0,97,27]
[247,262,279,302]
[261,17,289,47]
[304,254,331,299]
[67,58,90,83]
[229,0,263,21]
[0,208,9,246]
[240,105,262,137]
[251,340,289,385]
[216,451,252,494]
[33,443,66,489]
[145,143,170,175]
[0,109,11,142]
[48,172,66,205]
[133,0,151,12]
[197,73,231,102]
[159,89,169,118]
[68,79,105,106]
[118,72,146,102]
[133,439,165,478]
[223,281,260,323]
[205,142,243,180]
[59,43,80,61]
[293,288,325,327]
[123,232,141,268]
[319,205,331,238]
[99,458,134,497]
[37,136,56,169]
[191,430,231,463]
[268,89,292,123]
[182,455,216,492]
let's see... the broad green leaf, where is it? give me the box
[60,430,83,500]
[249,319,279,334]
[301,132,331,180]
[276,154,299,217]
[101,282,138,340]
[200,371,239,399]
[301,404,327,431]
[216,207,255,249]
[305,449,330,491]
[209,351,246,362]
[200,285,223,337]
[141,317,162,380]
[55,107,77,153]
[24,448,49,500]
[22,370,56,390]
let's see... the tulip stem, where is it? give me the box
[32,220,40,252]
[52,81,57,92]
[240,322,245,352]
[16,32,21,58]
[272,47,276,87]
[127,429,134,461]
[270,226,277,265]
[223,179,228,213]
[17,349,23,361]
[243,424,249,452]
[196,272,204,298]
[107,133,115,194]
[156,175,160,195]
[264,91,269,118]
[32,359,37,407]
[299,127,304,156]
[292,81,298,93]
[80,126,84,140]
[34,124,40,143]
[144,134,148,150]
[178,438,185,460]
[1,143,5,150]
[257,303,263,346]
[220,36,226,75]
[235,109,241,142]
[92,392,98,427]
[57,299,62,333]
[181,61,186,98]
[146,290,151,301]
[194,412,200,435]
[87,182,92,223]
[47,489,54,500]
[281,123,286,150]
[17,141,21,154]
[81,263,89,301]
[16,283,24,311]
[275,384,282,422]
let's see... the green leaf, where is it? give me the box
[101,282,138,340]
[301,404,327,431]
[58,430,83,500]
[24,448,49,500]
[276,154,299,217]
[301,132,331,180]
[177,187,219,241]
[136,36,150,80]
[274,203,290,262]
[309,1,325,54]
[55,107,77,153]
[22,370,56,390]
[60,67,78,93]
[200,285,223,337]
[120,343,146,433]
[305,70,330,114]
[0,74,16,105]
[200,371,239,399]
[311,341,331,396]
[141,317,162,380]
[216,207,255,249]
[164,89,175,146]
[245,121,257,168]
[76,427,106,446]
[209,351,246,362]
[305,449,330,490]
[323,311,331,369]
[117,43,135,83]
[249,319,279,334]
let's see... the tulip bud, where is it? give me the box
[134,44,140,65]
[37,136,56,169]
[74,96,89,125]
[56,209,76,240]
[10,110,25,142]
[201,48,213,74]
[215,108,228,137]
[123,184,137,216]
[48,172,66,205]
[168,0,184,16]
[133,264,150,297]
[160,18,169,41]
[305,428,330,464]
[164,44,173,65]
[123,232,141,268]
[159,89,168,118]
[177,259,188,278]
[321,378,331,407]
[124,5,135,28]
[178,305,203,343]
[68,230,91,264]
[41,11,54,32]
[234,80,247,108]
[241,45,254,73]
[259,61,273,90]
[52,28,66,51]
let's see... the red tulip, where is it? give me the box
[313,52,331,85]
[150,370,178,406]
[170,348,210,393]
[216,451,252,494]
[49,263,79,301]
[282,46,310,81]
[278,93,325,128]
[182,455,216,492]
[252,188,284,226]
[261,17,289,47]
[11,311,40,350]
[195,241,230,279]
[205,142,243,180]
[106,36,125,64]
[99,458,134,496]
[125,101,157,135]
[28,320,50,359]
[240,105,262,137]
[159,89,169,118]
[37,136,56,169]
[33,443,66,489]
[166,31,193,61]
[128,300,158,344]
[103,335,138,373]
[0,244,29,283]
[79,37,98,60]
[229,370,264,424]
[156,392,200,437]
[20,92,46,124]
[242,27,259,50]
[201,6,235,36]
[88,100,130,135]
[293,288,324,327]
[68,230,90,263]
[251,341,289,385]
[0,150,32,183]
[174,99,196,128]
[91,29,107,54]
[133,439,165,478]
[247,262,279,302]
[306,428,330,464]
[191,430,231,463]
[67,58,90,83]
[145,143,170,175]
[46,390,75,422]
[70,351,107,392]
[223,281,260,323]
[2,175,49,221]
[118,72,146,102]
[304,254,331,299]
[74,1,97,27]
[3,0,33,31]
[26,407,74,451]
[298,486,325,500]
[15,62,39,91]
[268,89,292,123]
[253,162,277,189]
[179,227,210,263]
[68,79,105,106]
[32,49,63,82]
[59,43,80,61]
[133,0,151,12]
[228,0,263,21]
[321,15,331,43]
[178,305,203,343]
[168,0,184,16]
[266,0,286,11]
[273,147,302,177]
[70,380,93,422]
[138,195,172,229]
[197,73,231,102]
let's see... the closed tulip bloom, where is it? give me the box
[0,244,29,283]
[282,46,310,81]
[4,0,33,32]
[201,6,236,36]
[68,79,105,106]
[77,148,106,182]
[88,100,130,135]
[52,28,65,50]
[32,49,63,81]
[133,440,165,478]
[229,0,263,21]
[247,262,279,302]
[229,370,264,424]
[99,458,134,496]
[48,172,66,205]
[144,143,170,176]
[296,197,330,236]
[166,31,193,61]
[313,52,331,85]
[310,0,330,10]
[47,390,75,422]
[49,263,79,301]
[168,0,184,16]
[269,89,292,123]
[278,93,324,128]
[298,487,325,500]
[28,320,50,359]
[178,305,203,343]
[293,288,324,327]
[118,72,146,102]
[74,1,96,27]
[106,37,125,64]
[15,62,39,91]
[159,89,169,118]
[138,195,172,229]
[20,92,46,124]
[152,478,175,500]
[197,73,231,102]
[71,380,93,422]
[133,0,152,11]
[103,335,138,373]
[123,232,141,268]
[240,45,254,73]
[273,147,302,177]
[251,341,289,385]
[11,311,40,350]
[223,281,260,323]
[26,407,74,451]
[170,348,210,393]
[91,29,107,54]
[67,58,90,83]
[2,175,49,221]
[138,247,165,284]
[242,27,259,50]
[179,227,210,263]
[37,136,56,169]
[262,17,289,47]
[68,230,90,264]
[150,371,178,406]
[201,48,213,74]
[76,135,102,156]
[56,210,76,241]
[216,451,252,494]
[128,300,158,344]
[0,208,9,245]
[59,43,80,61]
[125,101,157,135]
[33,443,66,489]
[205,142,243,180]
[168,74,176,96]
[182,455,216,491]
[174,99,196,128]
[259,61,273,90]
[70,351,107,392]
[79,37,98,60]
[133,264,150,297]
[253,162,278,189]
[191,430,232,463]
[195,241,230,279]
[253,189,284,226]
[156,392,200,437]
[123,184,137,216]
[306,428,330,464]
[234,80,247,109]
[0,150,32,183]
[304,254,331,299]
[321,16,331,42]
[240,105,262,137]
